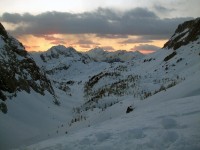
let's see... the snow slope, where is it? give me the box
[0,89,82,150]
[0,23,71,150]
[20,70,200,150]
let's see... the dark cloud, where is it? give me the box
[131,44,161,51]
[1,13,22,24]
[142,34,170,40]
[96,34,128,39]
[153,5,175,14]
[119,37,152,44]
[119,34,171,45]
[1,8,192,38]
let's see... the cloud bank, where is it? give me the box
[1,7,192,39]
[131,44,161,51]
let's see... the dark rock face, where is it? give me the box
[164,52,177,62]
[126,106,134,114]
[0,102,7,114]
[163,18,200,50]
[0,23,59,113]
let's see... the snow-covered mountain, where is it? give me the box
[32,45,92,64]
[0,23,59,113]
[163,17,200,50]
[0,23,71,149]
[31,45,110,97]
[0,18,200,150]
[85,47,144,62]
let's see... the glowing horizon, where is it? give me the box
[1,0,199,54]
[15,33,167,54]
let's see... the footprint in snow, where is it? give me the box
[161,117,178,129]
[120,128,146,140]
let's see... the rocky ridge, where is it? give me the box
[0,23,59,113]
[163,17,200,50]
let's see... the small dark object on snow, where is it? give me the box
[126,106,134,113]
[0,102,7,114]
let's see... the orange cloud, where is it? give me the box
[24,45,40,49]
[79,45,91,49]
[101,46,115,51]
[17,33,167,53]
[50,40,66,45]
[137,50,156,54]
[19,35,57,51]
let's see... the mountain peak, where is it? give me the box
[50,44,67,49]
[48,45,76,53]
[43,45,79,60]
[163,17,200,50]
[37,44,93,64]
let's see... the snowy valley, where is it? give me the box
[0,18,200,150]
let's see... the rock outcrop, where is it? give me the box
[163,18,200,50]
[0,23,59,113]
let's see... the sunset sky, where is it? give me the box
[0,0,199,53]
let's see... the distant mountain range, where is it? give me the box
[84,47,144,62]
